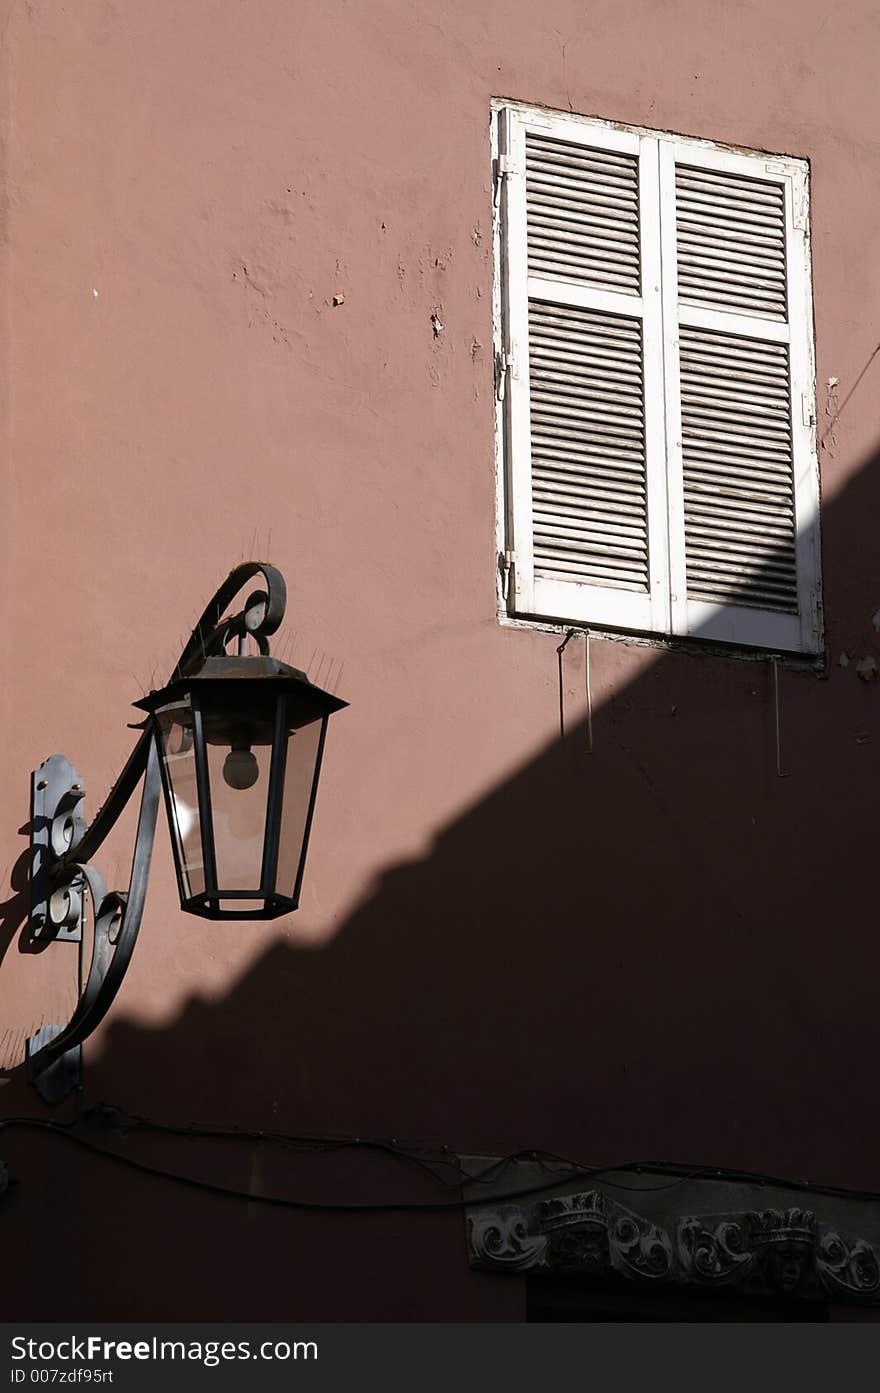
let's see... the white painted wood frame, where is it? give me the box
[494,101,822,656]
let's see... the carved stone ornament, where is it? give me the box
[469,1207,548,1271]
[465,1187,880,1304]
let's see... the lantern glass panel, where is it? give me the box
[155,698,204,899]
[276,712,326,900]
[200,694,276,894]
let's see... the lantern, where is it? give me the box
[136,654,347,919]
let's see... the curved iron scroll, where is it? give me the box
[27,563,287,1099]
[65,562,286,871]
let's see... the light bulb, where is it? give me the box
[173,797,196,841]
[223,746,259,790]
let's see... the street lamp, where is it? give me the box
[26,563,346,1102]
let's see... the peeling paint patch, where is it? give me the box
[839,651,850,668]
[822,376,840,457]
[855,656,877,681]
[431,311,445,337]
[232,261,290,345]
[332,293,345,307]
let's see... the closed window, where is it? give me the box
[493,103,822,654]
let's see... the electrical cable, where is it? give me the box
[0,1117,613,1213]
[3,1112,880,1211]
[84,1103,465,1190]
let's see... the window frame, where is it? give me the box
[492,100,823,657]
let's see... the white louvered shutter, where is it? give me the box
[659,141,820,652]
[497,107,820,654]
[499,108,671,634]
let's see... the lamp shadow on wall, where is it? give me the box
[1,429,880,1319]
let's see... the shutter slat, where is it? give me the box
[527,174,639,211]
[529,200,639,234]
[684,498,794,530]
[687,577,797,605]
[529,210,641,245]
[680,331,788,361]
[681,416,791,450]
[534,488,648,516]
[684,483,794,516]
[529,228,640,267]
[528,229,640,265]
[531,364,645,402]
[528,299,648,592]
[534,498,648,529]
[675,259,786,295]
[524,136,639,175]
[684,443,795,477]
[526,133,641,293]
[532,410,645,444]
[533,384,645,421]
[532,437,647,467]
[676,163,787,320]
[676,166,785,197]
[678,244,786,274]
[533,454,648,484]
[526,143,641,179]
[535,479,648,509]
[535,519,647,551]
[675,192,785,225]
[532,346,643,379]
[677,217,785,251]
[680,324,797,613]
[682,380,790,410]
[685,464,794,494]
[682,289,785,316]
[536,561,649,591]
[537,543,648,571]
[681,432,792,465]
[684,401,789,428]
[677,235,785,268]
[529,261,640,294]
[684,534,796,567]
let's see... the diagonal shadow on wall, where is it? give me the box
[3,430,880,1320]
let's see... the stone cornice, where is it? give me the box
[462,1160,880,1305]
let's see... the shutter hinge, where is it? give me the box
[493,153,522,208]
[495,349,516,401]
[802,394,816,427]
[793,177,808,231]
[502,548,520,600]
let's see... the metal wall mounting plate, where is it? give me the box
[30,755,85,943]
[26,1024,82,1104]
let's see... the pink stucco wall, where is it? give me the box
[3,0,880,1318]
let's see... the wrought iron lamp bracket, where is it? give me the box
[25,562,288,1104]
[30,754,87,945]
